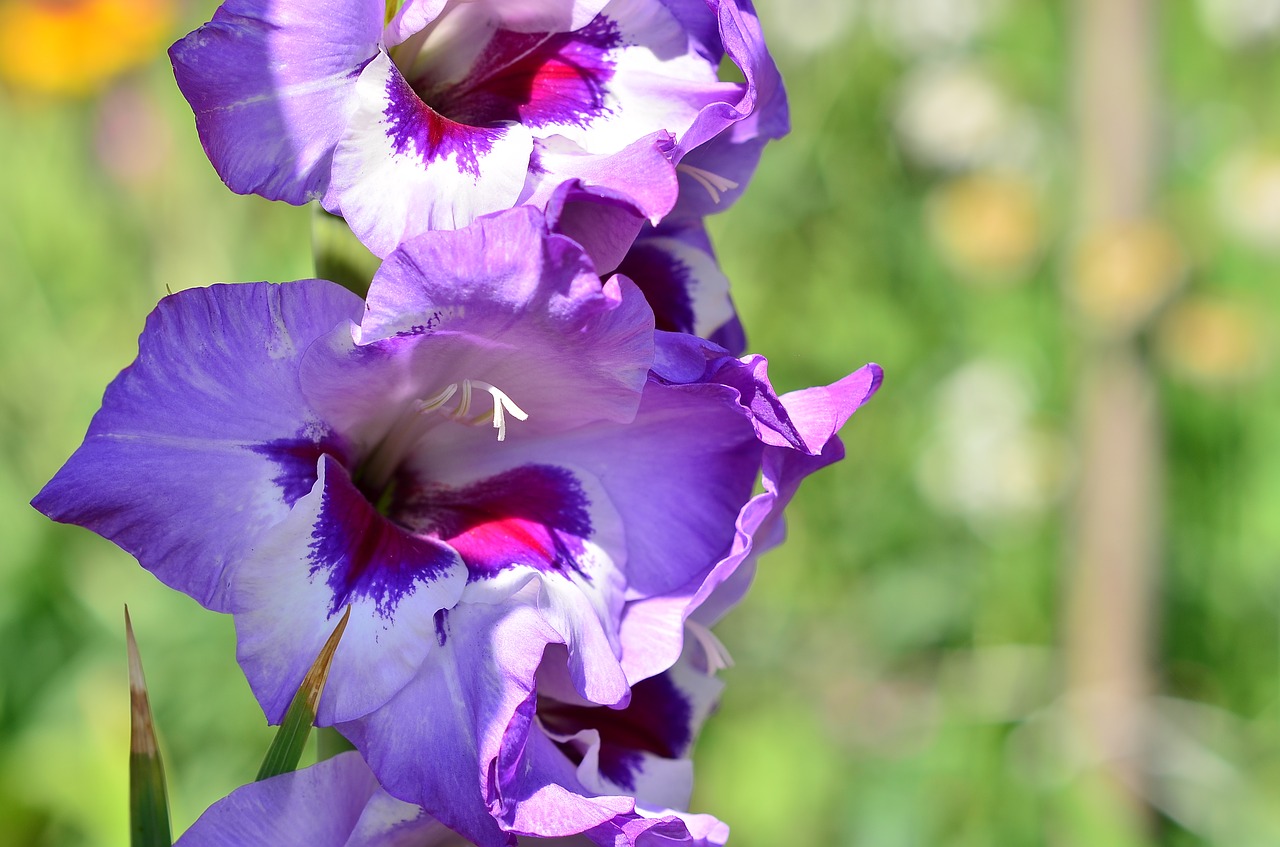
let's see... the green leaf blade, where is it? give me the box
[126,607,172,847]
[256,605,351,782]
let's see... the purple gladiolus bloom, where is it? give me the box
[33,208,879,844]
[170,0,788,258]
[177,645,730,847]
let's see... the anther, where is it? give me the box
[414,379,529,441]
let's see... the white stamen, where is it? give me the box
[686,619,734,673]
[418,378,529,441]
[454,379,474,420]
[414,382,458,415]
[677,164,740,204]
[468,379,530,441]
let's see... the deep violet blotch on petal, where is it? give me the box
[384,68,501,176]
[396,464,594,581]
[425,17,622,130]
[251,434,352,507]
[615,239,698,335]
[539,672,694,791]
[308,456,458,617]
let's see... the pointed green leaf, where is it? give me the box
[126,607,171,847]
[256,605,351,781]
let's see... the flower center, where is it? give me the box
[388,12,620,130]
[357,379,529,504]
[414,378,529,441]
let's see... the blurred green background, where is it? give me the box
[3,0,1280,844]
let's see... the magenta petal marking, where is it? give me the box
[309,457,458,617]
[427,17,621,130]
[397,464,593,581]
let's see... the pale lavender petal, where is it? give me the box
[341,590,631,847]
[544,179,647,275]
[174,752,380,847]
[328,52,535,257]
[31,281,361,611]
[232,455,467,724]
[383,0,449,48]
[170,0,382,203]
[522,134,680,227]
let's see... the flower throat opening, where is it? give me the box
[355,378,529,512]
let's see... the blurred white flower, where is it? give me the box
[1214,145,1280,250]
[868,0,1003,55]
[894,61,1040,171]
[757,0,859,54]
[916,359,1067,527]
[1198,0,1280,47]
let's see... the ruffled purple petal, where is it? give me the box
[503,641,726,846]
[170,0,382,204]
[174,752,465,847]
[691,364,884,622]
[670,0,788,160]
[339,209,654,433]
[544,179,648,275]
[618,363,883,681]
[31,281,361,611]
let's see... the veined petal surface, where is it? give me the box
[32,281,363,611]
[170,0,383,203]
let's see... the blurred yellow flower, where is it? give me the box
[1070,220,1186,336]
[926,171,1042,285]
[0,0,173,96]
[1156,296,1272,386]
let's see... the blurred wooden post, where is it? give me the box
[1064,0,1161,837]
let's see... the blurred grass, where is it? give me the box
[1,1,1280,845]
